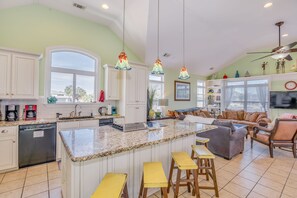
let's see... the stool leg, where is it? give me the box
[143,188,148,198]
[186,170,191,193]
[161,187,168,198]
[191,150,195,159]
[205,159,210,181]
[193,170,200,198]
[205,142,208,148]
[210,159,219,197]
[174,169,182,198]
[167,159,174,193]
[138,175,144,198]
[123,183,129,198]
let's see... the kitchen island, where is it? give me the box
[59,119,216,198]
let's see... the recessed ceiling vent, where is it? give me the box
[163,53,170,57]
[73,3,86,10]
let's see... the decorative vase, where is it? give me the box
[245,71,251,77]
[149,109,155,119]
[235,70,240,78]
[223,74,228,79]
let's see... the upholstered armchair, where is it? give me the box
[251,119,297,158]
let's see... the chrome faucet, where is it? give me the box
[74,104,82,117]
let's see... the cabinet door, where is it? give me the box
[125,105,136,124]
[0,52,11,99]
[11,54,39,99]
[126,69,137,104]
[56,122,80,160]
[136,67,147,104]
[0,136,17,171]
[107,69,120,100]
[135,105,147,123]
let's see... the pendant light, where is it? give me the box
[115,0,131,70]
[178,0,190,80]
[151,0,165,75]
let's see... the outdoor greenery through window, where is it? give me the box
[197,80,206,108]
[149,74,164,110]
[49,50,97,103]
[224,79,269,112]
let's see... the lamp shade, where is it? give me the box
[178,66,190,80]
[158,99,168,106]
[151,58,164,75]
[115,51,131,70]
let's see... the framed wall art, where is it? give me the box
[174,81,191,101]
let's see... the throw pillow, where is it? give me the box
[249,112,260,122]
[178,114,186,120]
[193,110,201,116]
[197,112,207,118]
[222,111,227,119]
[201,111,212,118]
[213,120,236,132]
[256,112,267,122]
[167,110,175,117]
[244,112,251,121]
[187,111,193,115]
[237,110,245,120]
[174,111,179,118]
[226,111,238,120]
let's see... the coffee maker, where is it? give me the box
[5,105,20,121]
[24,105,37,120]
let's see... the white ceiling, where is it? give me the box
[1,0,297,76]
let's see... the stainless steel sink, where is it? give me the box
[58,116,94,121]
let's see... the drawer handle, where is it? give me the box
[1,130,8,133]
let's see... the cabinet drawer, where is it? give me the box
[0,126,17,137]
[114,118,124,125]
[79,120,98,128]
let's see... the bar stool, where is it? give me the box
[196,137,210,147]
[191,145,219,197]
[168,152,200,198]
[139,162,168,198]
[91,173,129,198]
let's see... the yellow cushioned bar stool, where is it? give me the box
[139,162,168,198]
[91,173,129,198]
[196,137,210,147]
[191,145,219,197]
[168,152,200,198]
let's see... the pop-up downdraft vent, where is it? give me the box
[73,3,86,10]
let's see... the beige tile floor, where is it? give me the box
[0,137,297,198]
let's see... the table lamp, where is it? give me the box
[158,99,169,118]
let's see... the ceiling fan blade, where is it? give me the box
[284,54,293,61]
[247,52,271,54]
[289,48,297,52]
[287,42,297,49]
[251,54,274,62]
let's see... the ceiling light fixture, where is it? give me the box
[178,0,190,80]
[264,2,273,8]
[282,33,288,37]
[151,0,164,75]
[101,4,109,10]
[115,0,131,70]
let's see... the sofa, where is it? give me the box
[167,107,213,119]
[217,110,271,132]
[184,116,247,160]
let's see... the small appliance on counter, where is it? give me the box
[112,106,117,115]
[24,105,37,120]
[98,106,107,116]
[107,104,112,115]
[5,105,19,121]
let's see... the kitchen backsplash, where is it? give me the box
[0,97,116,120]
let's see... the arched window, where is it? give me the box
[46,47,99,103]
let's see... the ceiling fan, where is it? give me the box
[247,21,297,62]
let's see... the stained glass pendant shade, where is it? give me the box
[178,66,190,80]
[115,51,131,70]
[151,58,164,75]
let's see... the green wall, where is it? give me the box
[212,52,297,118]
[0,4,141,96]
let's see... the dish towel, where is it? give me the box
[99,90,105,102]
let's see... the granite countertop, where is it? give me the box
[0,115,124,127]
[59,119,217,162]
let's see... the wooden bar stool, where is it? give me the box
[191,145,219,197]
[139,162,168,198]
[196,137,210,147]
[167,152,200,198]
[91,173,129,198]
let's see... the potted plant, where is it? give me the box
[148,89,156,119]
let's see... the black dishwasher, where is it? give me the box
[19,123,56,168]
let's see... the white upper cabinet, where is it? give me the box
[126,68,137,104]
[0,52,11,99]
[103,65,120,100]
[0,49,40,100]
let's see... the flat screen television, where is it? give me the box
[270,91,297,109]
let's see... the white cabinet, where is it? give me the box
[0,126,18,171]
[125,105,147,124]
[0,49,40,99]
[56,120,99,160]
[0,52,11,99]
[103,65,120,100]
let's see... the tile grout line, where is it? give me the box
[47,164,51,198]
[279,159,296,197]
[20,168,28,198]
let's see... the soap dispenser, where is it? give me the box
[107,104,112,115]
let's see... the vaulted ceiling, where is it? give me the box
[1,0,297,76]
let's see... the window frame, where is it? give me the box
[197,80,206,108]
[149,74,165,111]
[45,46,100,104]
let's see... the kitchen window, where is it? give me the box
[197,80,206,108]
[46,47,99,103]
[149,74,165,110]
[224,79,269,112]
